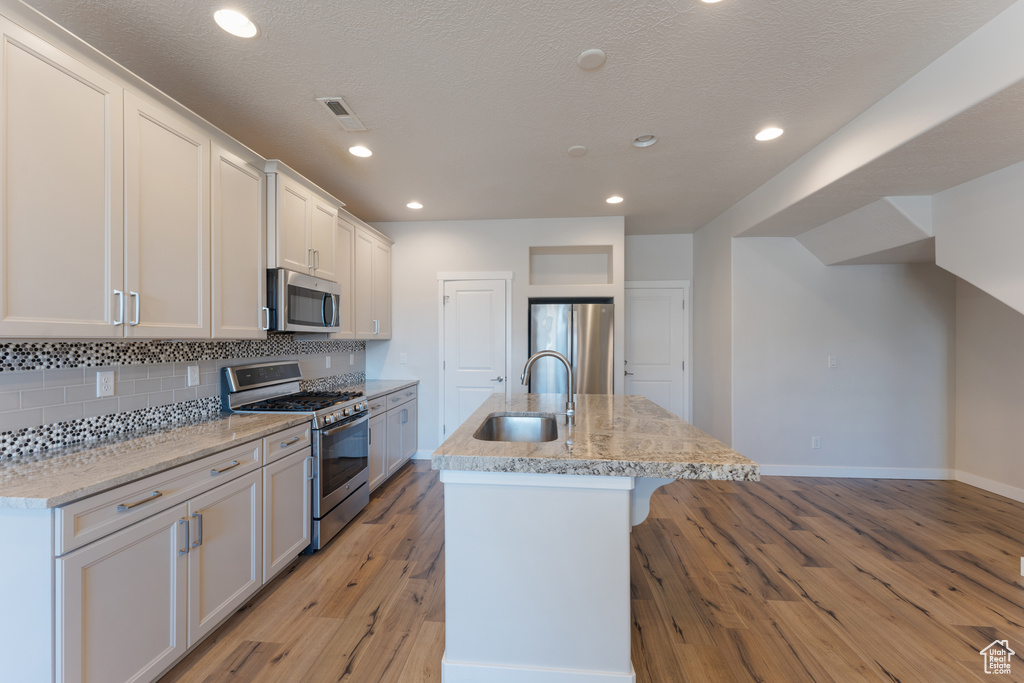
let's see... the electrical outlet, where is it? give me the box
[349,353,354,366]
[827,355,837,369]
[326,356,332,369]
[811,436,821,449]
[400,353,407,365]
[186,365,200,387]
[96,371,115,397]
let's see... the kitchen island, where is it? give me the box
[432,393,758,683]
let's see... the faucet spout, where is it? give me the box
[521,350,576,425]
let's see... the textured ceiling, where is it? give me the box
[17,0,1018,234]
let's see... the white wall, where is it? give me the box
[624,234,692,282]
[954,280,1024,501]
[732,238,956,476]
[367,217,625,453]
[692,219,735,443]
[935,160,1024,316]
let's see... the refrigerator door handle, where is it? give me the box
[570,306,578,395]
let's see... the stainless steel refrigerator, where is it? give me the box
[528,302,614,394]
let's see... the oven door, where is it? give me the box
[270,269,341,333]
[313,413,369,516]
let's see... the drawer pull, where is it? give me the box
[392,396,401,403]
[280,436,302,447]
[210,460,241,475]
[116,491,162,512]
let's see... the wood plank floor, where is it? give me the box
[160,462,1024,682]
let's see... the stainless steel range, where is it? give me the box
[221,361,369,551]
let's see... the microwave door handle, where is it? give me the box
[322,293,330,327]
[330,294,338,327]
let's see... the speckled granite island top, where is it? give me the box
[0,413,311,509]
[432,393,759,481]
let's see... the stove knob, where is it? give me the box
[343,407,352,417]
[323,414,334,425]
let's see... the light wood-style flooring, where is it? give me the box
[160,462,1024,682]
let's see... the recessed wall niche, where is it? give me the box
[529,245,613,286]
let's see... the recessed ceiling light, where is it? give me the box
[606,196,624,204]
[755,127,784,141]
[407,201,423,209]
[633,134,657,148]
[568,145,588,157]
[348,146,372,157]
[213,9,259,38]
[577,49,606,70]
[701,0,724,4]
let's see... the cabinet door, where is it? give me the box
[372,238,392,339]
[401,400,418,465]
[368,412,387,491]
[124,91,211,338]
[263,448,312,582]
[187,471,262,646]
[353,228,376,338]
[212,143,266,339]
[0,20,124,338]
[58,505,188,683]
[331,216,356,339]
[311,196,338,281]
[386,407,404,478]
[276,175,311,273]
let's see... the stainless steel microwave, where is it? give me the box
[267,269,341,333]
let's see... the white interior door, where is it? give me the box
[443,279,507,439]
[624,286,689,420]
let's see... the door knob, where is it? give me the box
[490,376,505,382]
[624,370,634,376]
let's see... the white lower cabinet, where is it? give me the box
[57,505,188,683]
[263,448,312,581]
[386,399,418,477]
[368,411,388,492]
[368,386,418,491]
[187,472,262,645]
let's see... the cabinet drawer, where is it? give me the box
[56,439,262,555]
[263,422,312,465]
[387,385,417,409]
[367,395,388,415]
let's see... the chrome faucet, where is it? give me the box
[521,350,575,425]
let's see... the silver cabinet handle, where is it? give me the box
[261,306,271,331]
[191,511,203,548]
[210,460,241,475]
[392,396,401,403]
[308,247,313,271]
[280,436,301,448]
[177,518,189,556]
[113,290,124,326]
[369,402,383,411]
[314,249,320,271]
[116,490,162,511]
[307,455,315,481]
[490,377,504,382]
[129,291,140,326]
[402,408,408,424]
[374,319,380,335]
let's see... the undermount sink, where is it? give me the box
[473,412,559,443]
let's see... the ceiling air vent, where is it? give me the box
[317,96,368,132]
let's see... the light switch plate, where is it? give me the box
[96,371,114,397]
[187,365,200,387]
[400,353,407,364]
[326,356,332,369]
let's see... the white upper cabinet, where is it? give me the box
[354,224,393,340]
[212,142,267,339]
[266,160,340,280]
[0,18,125,338]
[332,215,356,339]
[124,91,211,338]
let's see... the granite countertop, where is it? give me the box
[0,413,311,509]
[361,379,418,399]
[432,393,759,481]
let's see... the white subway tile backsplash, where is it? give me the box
[161,375,187,391]
[44,403,83,425]
[197,384,218,400]
[173,387,197,403]
[21,387,65,409]
[118,394,148,412]
[0,370,43,392]
[65,384,100,404]
[43,368,85,387]
[82,398,119,419]
[133,378,163,394]
[148,364,174,378]
[0,393,19,412]
[0,408,43,433]
[148,391,174,408]
[116,365,148,381]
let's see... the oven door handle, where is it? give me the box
[321,413,368,437]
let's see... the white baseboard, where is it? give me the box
[411,449,433,460]
[758,465,953,480]
[954,470,1024,504]
[442,655,635,682]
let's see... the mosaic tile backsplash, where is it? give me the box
[0,335,367,460]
